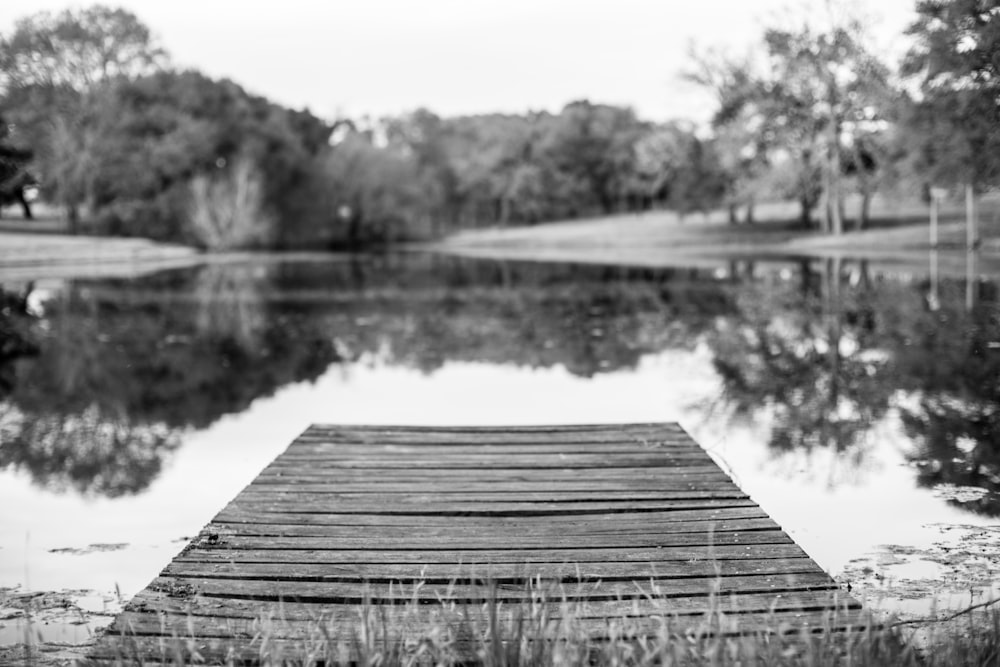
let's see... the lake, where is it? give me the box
[1,252,998,647]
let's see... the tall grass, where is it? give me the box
[98,579,1000,666]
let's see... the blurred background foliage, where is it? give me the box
[2,3,999,248]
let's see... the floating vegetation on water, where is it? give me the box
[931,484,992,505]
[48,543,130,556]
[839,525,1000,621]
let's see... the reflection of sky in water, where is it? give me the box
[1,257,998,646]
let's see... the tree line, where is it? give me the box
[0,2,997,248]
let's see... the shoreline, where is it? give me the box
[0,232,201,281]
[3,209,1000,282]
[424,210,1000,278]
[0,233,356,281]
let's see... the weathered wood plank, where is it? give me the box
[272,452,714,464]
[213,506,770,526]
[257,468,733,480]
[204,517,780,538]
[240,482,746,503]
[229,503,755,520]
[242,481,744,494]
[286,442,706,454]
[292,423,691,444]
[236,492,750,505]
[187,530,791,551]
[162,558,826,582]
[305,422,685,438]
[224,498,762,516]
[140,572,839,603]
[307,422,685,431]
[256,466,730,480]
[123,587,857,619]
[175,544,812,564]
[113,591,859,636]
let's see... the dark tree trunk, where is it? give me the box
[499,197,511,225]
[858,192,871,231]
[799,197,812,228]
[799,259,813,298]
[745,201,755,225]
[859,259,871,290]
[599,193,615,215]
[17,190,32,219]
[68,204,80,235]
[347,210,363,246]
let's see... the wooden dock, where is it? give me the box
[90,423,862,663]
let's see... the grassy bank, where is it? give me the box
[0,231,201,281]
[429,198,1000,277]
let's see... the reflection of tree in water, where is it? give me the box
[0,269,340,497]
[10,273,339,430]
[0,283,186,497]
[891,284,1000,516]
[378,281,700,377]
[8,253,992,508]
[0,284,38,397]
[193,262,269,349]
[710,259,892,461]
[0,405,179,497]
[903,403,1000,515]
[274,257,733,377]
[0,257,736,497]
[710,259,1000,515]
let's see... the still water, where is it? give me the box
[1,253,998,646]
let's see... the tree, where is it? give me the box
[684,49,771,223]
[384,109,460,228]
[13,69,333,245]
[0,5,165,92]
[0,5,166,227]
[446,113,544,225]
[363,104,654,232]
[0,3,340,247]
[835,42,894,230]
[539,101,644,215]
[691,13,893,232]
[631,125,679,209]
[900,0,1000,192]
[0,114,34,218]
[762,21,891,233]
[322,130,436,245]
[633,123,729,218]
[841,126,890,230]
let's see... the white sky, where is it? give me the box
[0,0,919,123]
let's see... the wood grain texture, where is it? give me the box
[89,423,862,663]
